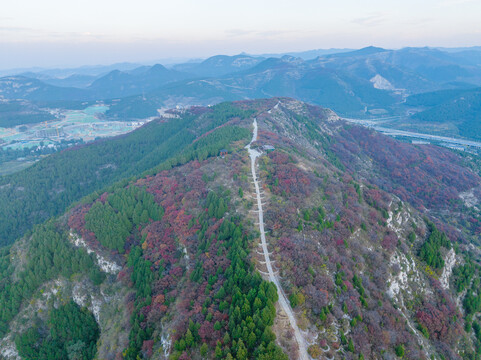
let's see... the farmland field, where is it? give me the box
[0,105,149,174]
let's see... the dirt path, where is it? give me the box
[246,118,309,360]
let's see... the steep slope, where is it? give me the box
[317,46,481,94]
[318,56,432,94]
[2,98,481,360]
[0,102,254,246]
[0,115,287,360]
[385,47,477,83]
[410,87,481,140]
[3,47,481,126]
[245,99,481,358]
[247,119,308,359]
[106,46,481,122]
[106,56,398,120]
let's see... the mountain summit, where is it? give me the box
[1,98,480,359]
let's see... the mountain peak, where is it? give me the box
[326,46,389,58]
[149,63,168,72]
[1,97,481,359]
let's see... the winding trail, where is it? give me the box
[246,119,309,360]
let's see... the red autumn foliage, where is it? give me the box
[381,232,398,251]
[333,126,479,210]
[416,301,461,343]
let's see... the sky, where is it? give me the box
[1,0,481,69]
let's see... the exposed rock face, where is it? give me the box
[69,231,122,274]
[2,99,481,359]
[440,248,457,290]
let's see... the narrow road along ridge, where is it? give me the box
[246,118,309,360]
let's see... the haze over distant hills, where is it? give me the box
[0,48,356,77]
[4,0,481,356]
[2,45,481,139]
[3,44,481,360]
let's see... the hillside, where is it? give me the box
[409,87,481,140]
[3,47,481,131]
[2,98,481,359]
[0,99,55,127]
[88,65,192,99]
[104,47,481,122]
[0,102,253,246]
[0,76,90,101]
[105,56,398,120]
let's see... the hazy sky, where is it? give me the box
[1,0,481,69]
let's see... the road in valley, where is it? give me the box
[343,117,481,149]
[246,118,309,360]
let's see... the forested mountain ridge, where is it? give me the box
[0,102,254,247]
[3,46,481,125]
[409,87,481,140]
[0,99,56,127]
[2,98,481,359]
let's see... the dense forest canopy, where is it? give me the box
[1,98,481,359]
[15,301,99,360]
[0,102,253,247]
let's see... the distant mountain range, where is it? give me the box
[1,46,481,139]
[0,62,144,78]
[0,76,90,101]
[171,54,265,77]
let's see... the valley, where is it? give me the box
[2,45,481,360]
[344,117,481,153]
[2,46,481,180]
[0,104,147,175]
[4,0,481,357]
[2,46,481,141]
